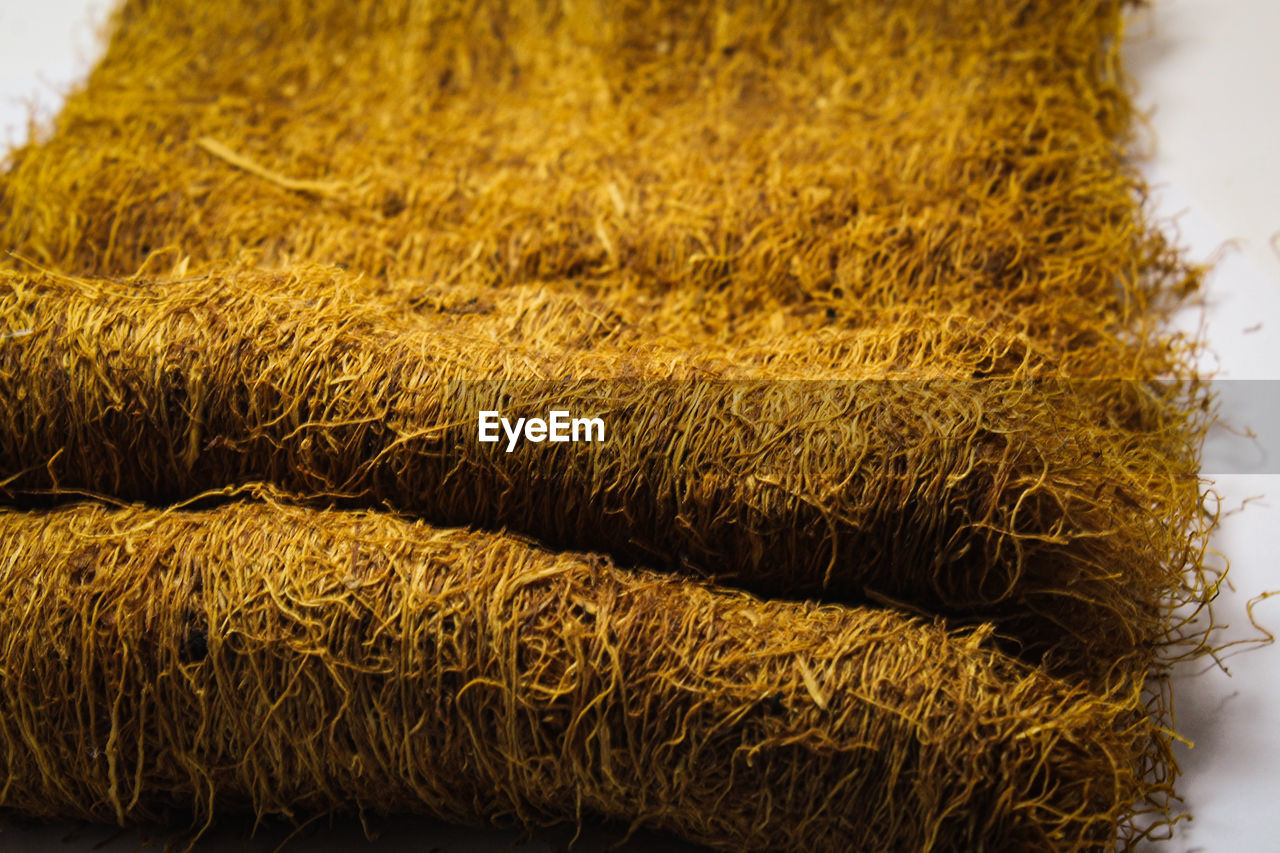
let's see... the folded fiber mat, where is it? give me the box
[0,267,1209,679]
[0,0,1219,849]
[0,499,1169,852]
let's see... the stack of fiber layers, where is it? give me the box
[0,0,1214,850]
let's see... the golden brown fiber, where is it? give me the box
[0,0,1197,359]
[0,498,1169,851]
[0,267,1210,677]
[0,0,1222,846]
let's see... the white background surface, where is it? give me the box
[1123,3,1280,852]
[1,1,1278,850]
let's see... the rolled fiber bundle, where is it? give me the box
[0,498,1172,851]
[0,0,1215,683]
[0,267,1211,676]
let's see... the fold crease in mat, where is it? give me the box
[0,266,1215,681]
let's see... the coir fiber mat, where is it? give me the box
[0,0,1220,850]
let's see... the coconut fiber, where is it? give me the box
[0,0,1216,849]
[0,498,1171,851]
[0,266,1209,681]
